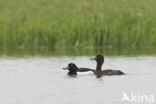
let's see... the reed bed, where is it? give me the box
[0,0,156,50]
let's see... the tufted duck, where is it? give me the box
[91,54,125,75]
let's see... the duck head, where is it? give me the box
[91,54,104,71]
[91,54,104,65]
[63,63,78,75]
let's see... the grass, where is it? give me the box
[0,0,156,50]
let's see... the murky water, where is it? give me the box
[0,56,156,104]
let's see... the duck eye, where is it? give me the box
[69,64,73,67]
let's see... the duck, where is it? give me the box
[91,54,125,76]
[63,63,94,76]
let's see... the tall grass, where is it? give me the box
[0,0,156,50]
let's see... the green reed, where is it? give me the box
[0,0,156,50]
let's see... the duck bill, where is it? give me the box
[63,66,69,70]
[90,57,96,61]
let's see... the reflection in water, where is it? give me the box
[0,47,156,56]
[96,74,102,78]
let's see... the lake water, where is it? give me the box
[0,56,156,104]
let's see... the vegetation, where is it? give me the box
[0,0,156,51]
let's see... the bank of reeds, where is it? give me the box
[0,0,156,50]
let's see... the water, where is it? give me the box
[0,56,156,104]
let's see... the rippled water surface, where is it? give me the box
[0,56,156,104]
